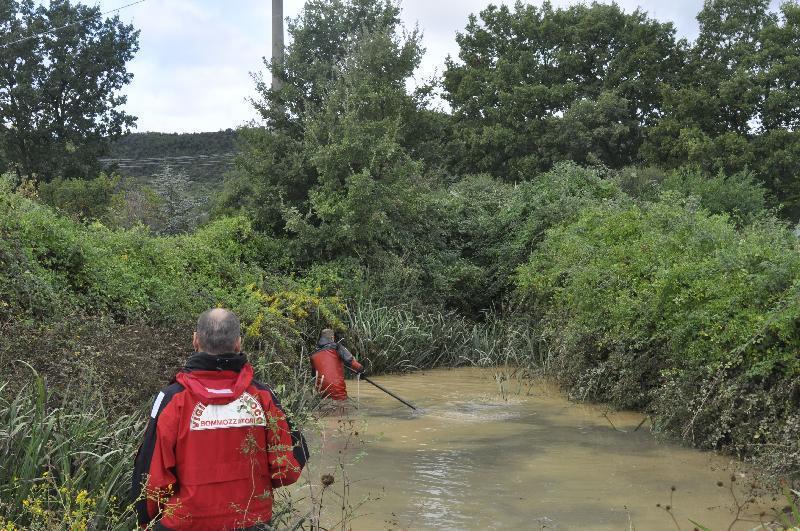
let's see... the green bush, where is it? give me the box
[38,174,120,221]
[327,162,623,314]
[614,166,769,222]
[0,189,344,358]
[517,192,800,473]
[660,167,768,221]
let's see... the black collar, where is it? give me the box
[184,352,247,372]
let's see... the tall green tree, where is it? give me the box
[258,0,403,133]
[0,0,139,182]
[222,0,445,235]
[443,1,685,179]
[642,0,800,219]
[220,1,408,233]
[285,24,426,260]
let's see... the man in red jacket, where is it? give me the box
[132,308,308,530]
[309,329,364,401]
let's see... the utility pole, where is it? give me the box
[271,0,284,93]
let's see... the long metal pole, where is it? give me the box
[271,0,284,92]
[363,376,418,411]
[358,373,419,411]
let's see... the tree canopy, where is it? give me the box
[443,1,685,178]
[0,0,139,182]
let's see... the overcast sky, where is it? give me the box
[104,0,783,133]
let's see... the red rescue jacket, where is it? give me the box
[131,353,308,530]
[310,341,363,400]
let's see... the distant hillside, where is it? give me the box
[103,130,238,184]
[101,130,240,232]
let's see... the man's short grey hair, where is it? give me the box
[196,308,241,355]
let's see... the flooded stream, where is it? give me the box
[296,367,772,530]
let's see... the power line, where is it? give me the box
[99,152,238,172]
[0,0,147,50]
[100,152,237,163]
[99,153,237,166]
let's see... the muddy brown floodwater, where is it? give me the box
[294,367,774,530]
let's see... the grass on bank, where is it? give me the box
[0,366,142,530]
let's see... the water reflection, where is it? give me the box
[407,449,471,528]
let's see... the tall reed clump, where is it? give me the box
[0,366,143,530]
[344,299,536,373]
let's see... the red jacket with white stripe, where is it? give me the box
[131,353,308,530]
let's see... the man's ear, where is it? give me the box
[233,337,242,353]
[192,332,201,352]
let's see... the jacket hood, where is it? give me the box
[314,339,338,353]
[176,352,254,404]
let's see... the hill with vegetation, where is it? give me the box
[104,130,238,183]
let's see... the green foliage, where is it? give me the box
[546,91,640,168]
[36,172,181,232]
[222,0,476,313]
[224,2,404,231]
[289,23,424,260]
[106,183,165,231]
[443,1,684,178]
[0,188,343,356]
[753,129,800,221]
[265,0,404,126]
[640,0,800,219]
[0,0,139,182]
[441,0,800,220]
[223,0,455,237]
[615,166,769,222]
[517,193,800,472]
[660,168,768,221]
[38,173,120,221]
[427,163,622,311]
[223,0,407,232]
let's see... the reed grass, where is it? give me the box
[345,299,536,373]
[0,364,143,530]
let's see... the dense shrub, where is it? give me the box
[38,173,120,221]
[614,166,769,222]
[360,162,624,313]
[660,168,768,222]
[517,193,800,474]
[0,188,343,357]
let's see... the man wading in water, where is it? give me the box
[310,329,365,402]
[131,308,308,530]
